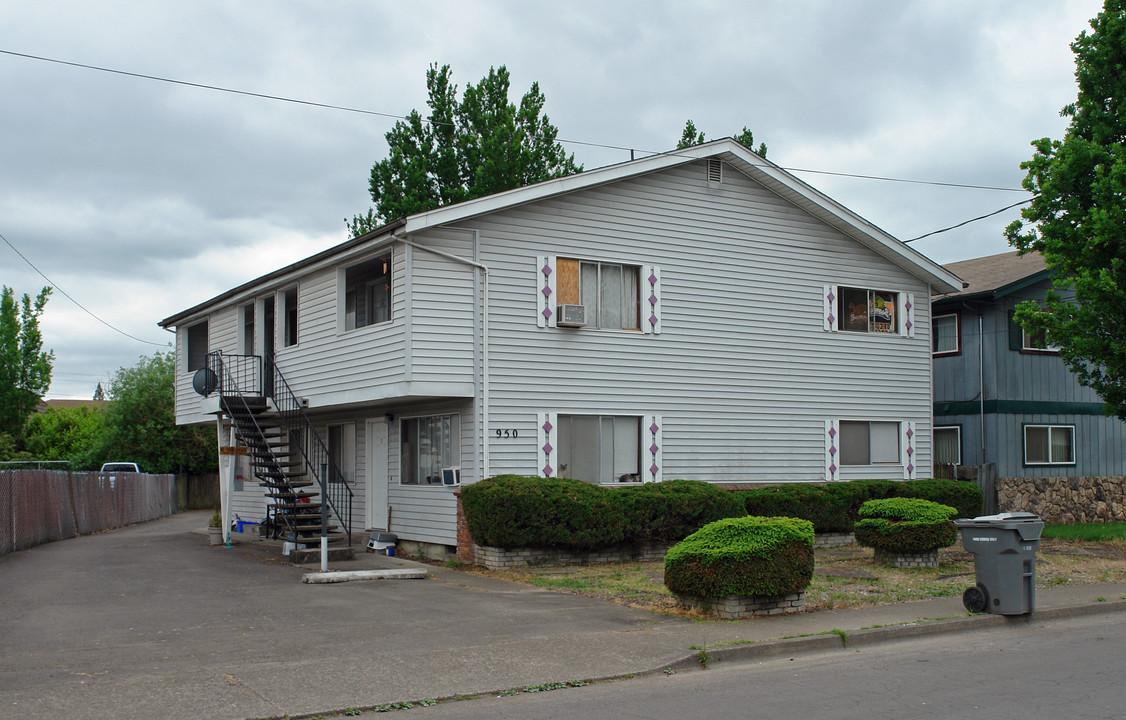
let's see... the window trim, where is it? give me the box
[837,286,899,335]
[933,425,962,466]
[932,312,961,357]
[282,285,299,348]
[399,413,461,487]
[1023,424,1076,466]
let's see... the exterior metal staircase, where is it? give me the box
[204,351,353,548]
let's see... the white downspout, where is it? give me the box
[979,312,985,466]
[392,235,490,479]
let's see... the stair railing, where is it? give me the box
[262,351,354,546]
[204,351,300,541]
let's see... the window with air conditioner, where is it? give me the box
[556,258,640,330]
[401,414,460,485]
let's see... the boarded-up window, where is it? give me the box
[558,258,640,330]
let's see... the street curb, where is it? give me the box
[665,598,1126,670]
[301,568,429,583]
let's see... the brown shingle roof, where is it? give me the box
[935,250,1049,299]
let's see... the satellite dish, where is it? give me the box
[192,367,219,397]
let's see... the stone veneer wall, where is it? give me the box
[997,476,1126,523]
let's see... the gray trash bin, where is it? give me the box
[953,512,1044,615]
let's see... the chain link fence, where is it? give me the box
[0,469,180,556]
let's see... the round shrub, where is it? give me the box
[460,475,625,550]
[893,479,982,520]
[664,516,815,600]
[854,498,958,555]
[611,479,745,543]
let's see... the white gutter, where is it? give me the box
[392,235,491,479]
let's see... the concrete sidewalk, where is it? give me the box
[1,510,1123,720]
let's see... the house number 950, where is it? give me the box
[495,429,519,439]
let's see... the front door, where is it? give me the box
[366,418,389,530]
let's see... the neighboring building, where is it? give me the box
[932,250,1126,478]
[159,139,960,554]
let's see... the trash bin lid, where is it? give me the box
[954,512,1043,540]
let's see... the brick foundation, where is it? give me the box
[470,541,673,570]
[676,591,807,619]
[873,548,939,568]
[814,532,855,548]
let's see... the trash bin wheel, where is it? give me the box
[963,584,988,613]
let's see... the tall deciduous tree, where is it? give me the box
[676,119,768,157]
[1005,1,1126,419]
[91,351,216,473]
[349,64,582,235]
[0,286,53,441]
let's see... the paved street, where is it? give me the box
[1,510,1124,720]
[407,612,1126,719]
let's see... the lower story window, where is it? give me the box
[401,415,460,485]
[1025,425,1074,465]
[934,426,961,465]
[840,420,900,465]
[557,415,640,483]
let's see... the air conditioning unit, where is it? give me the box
[557,304,587,327]
[441,467,461,486]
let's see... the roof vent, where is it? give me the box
[707,158,723,183]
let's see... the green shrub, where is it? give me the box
[460,475,625,550]
[737,479,983,533]
[854,498,958,555]
[664,516,815,600]
[609,479,745,543]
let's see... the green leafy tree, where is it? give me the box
[1005,1,1126,419]
[0,286,53,442]
[92,351,217,473]
[23,404,105,468]
[676,119,768,157]
[349,64,582,235]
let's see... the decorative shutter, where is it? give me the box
[536,256,557,328]
[823,285,838,332]
[643,415,663,482]
[641,265,662,335]
[537,412,558,477]
[825,419,839,482]
[902,421,917,479]
[899,293,915,338]
[1008,309,1022,350]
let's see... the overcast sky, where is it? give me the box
[0,0,1105,399]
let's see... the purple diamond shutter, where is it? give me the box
[537,256,557,328]
[825,419,839,482]
[641,265,662,335]
[899,293,915,338]
[537,412,558,477]
[902,421,917,479]
[643,415,663,482]
[823,285,838,332]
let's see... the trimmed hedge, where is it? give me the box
[664,516,815,600]
[854,498,959,555]
[736,479,982,533]
[460,476,744,550]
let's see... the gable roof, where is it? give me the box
[933,250,1051,302]
[160,138,960,327]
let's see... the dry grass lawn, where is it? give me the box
[463,538,1126,615]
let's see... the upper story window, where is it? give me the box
[186,321,208,371]
[1022,327,1060,353]
[557,258,640,330]
[1024,424,1074,465]
[344,255,391,331]
[283,287,299,347]
[838,287,898,334]
[932,313,960,356]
